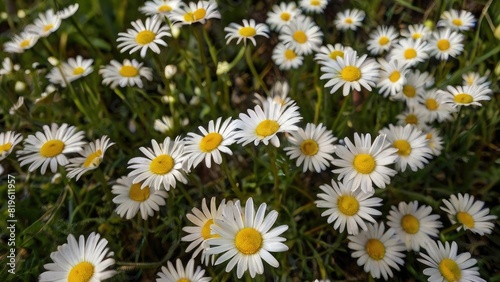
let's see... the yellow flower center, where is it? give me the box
[425,98,439,110]
[405,114,418,125]
[158,5,172,12]
[136,30,156,45]
[340,66,361,82]
[378,36,390,46]
[280,12,291,21]
[439,258,462,282]
[119,65,138,77]
[353,153,376,174]
[177,278,190,282]
[20,39,31,48]
[183,8,206,22]
[411,33,422,39]
[452,19,463,26]
[403,85,416,97]
[401,214,420,234]
[456,211,475,228]
[389,71,401,83]
[454,93,473,104]
[293,30,308,44]
[201,218,220,240]
[199,132,223,152]
[426,133,432,140]
[329,50,344,59]
[437,39,450,51]
[255,119,280,138]
[300,139,319,156]
[337,195,359,216]
[0,143,13,154]
[284,49,297,60]
[83,149,103,168]
[129,183,150,202]
[345,18,353,24]
[239,26,256,37]
[310,0,320,6]
[40,140,65,158]
[43,24,54,32]
[149,154,174,175]
[73,67,85,75]
[365,239,385,261]
[67,261,94,282]
[234,227,262,255]
[393,140,412,156]
[404,48,417,59]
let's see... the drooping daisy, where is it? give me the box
[376,59,409,97]
[442,85,492,107]
[3,31,39,53]
[428,28,464,60]
[462,72,489,88]
[332,133,398,193]
[395,105,429,129]
[9,96,24,115]
[418,240,485,282]
[441,193,496,235]
[314,43,353,66]
[0,131,23,161]
[334,9,365,31]
[254,81,293,107]
[224,19,269,46]
[0,57,20,76]
[139,0,181,16]
[154,116,175,133]
[320,50,380,96]
[418,88,456,123]
[299,0,329,14]
[387,201,442,251]
[347,222,406,281]
[117,15,171,58]
[422,128,444,156]
[182,197,226,264]
[206,197,289,278]
[66,136,115,181]
[279,15,323,55]
[379,124,433,172]
[17,123,86,175]
[157,259,212,282]
[39,232,116,281]
[26,9,61,37]
[284,123,337,173]
[56,3,79,19]
[272,42,304,70]
[266,2,301,31]
[400,24,431,41]
[437,9,476,31]
[316,179,382,235]
[367,25,399,55]
[111,176,168,220]
[388,38,430,67]
[183,117,237,170]
[100,59,153,89]
[393,70,434,106]
[233,98,302,147]
[47,56,94,87]
[128,136,187,191]
[169,0,220,25]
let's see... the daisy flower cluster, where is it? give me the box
[1,1,498,281]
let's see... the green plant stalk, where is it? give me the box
[221,155,244,199]
[266,145,280,209]
[193,25,215,115]
[245,45,269,95]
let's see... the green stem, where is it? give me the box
[313,65,323,125]
[266,145,280,209]
[193,25,215,115]
[245,45,269,95]
[221,155,244,199]
[331,94,350,131]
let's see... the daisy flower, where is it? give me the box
[332,133,398,193]
[462,72,489,88]
[314,43,353,66]
[320,50,380,96]
[206,197,289,278]
[111,176,168,220]
[441,193,496,235]
[387,201,442,251]
[266,2,301,31]
[0,57,20,76]
[334,9,365,31]
[233,98,302,147]
[347,223,406,280]
[17,123,85,175]
[367,25,399,55]
[272,42,304,70]
[156,259,211,282]
[39,232,116,281]
[423,128,444,156]
[395,105,429,129]
[400,24,431,40]
[316,179,382,235]
[128,136,187,191]
[279,15,323,55]
[154,116,175,133]
[182,197,226,264]
[437,9,476,31]
[442,85,492,107]
[255,81,293,107]
[47,56,94,87]
[100,59,153,89]
[26,9,61,37]
[379,124,433,172]
[418,240,485,282]
[428,28,464,60]
[183,117,237,170]
[284,123,337,173]
[418,88,456,123]
[117,15,171,58]
[3,31,39,53]
[66,136,115,181]
[169,0,220,25]
[388,38,430,67]
[139,0,181,16]
[224,19,269,46]
[0,131,23,161]
[9,96,24,115]
[376,59,409,97]
[393,70,433,106]
[56,4,79,19]
[299,0,329,14]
